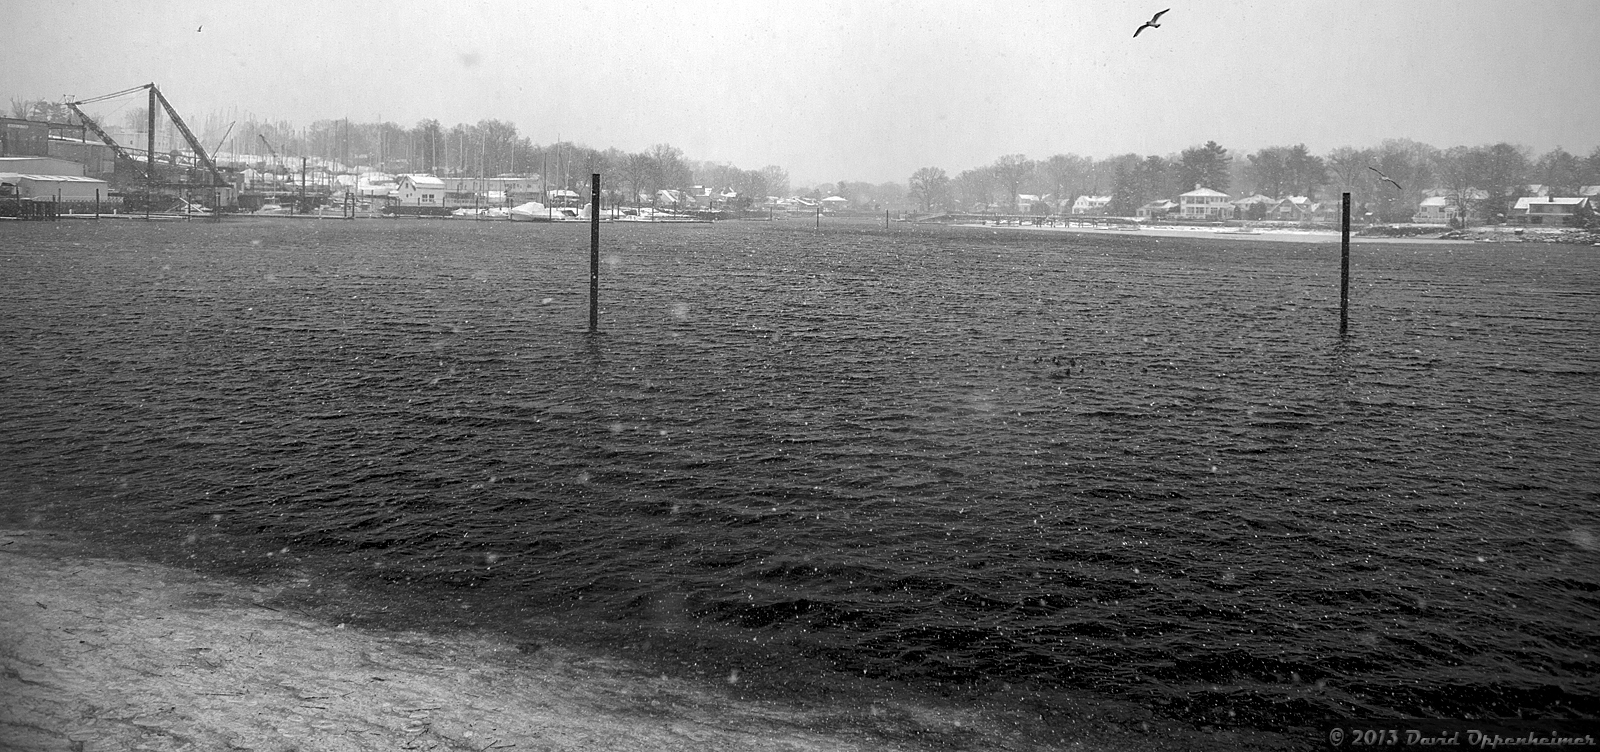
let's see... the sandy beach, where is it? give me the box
[0,527,1300,752]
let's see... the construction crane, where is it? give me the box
[208,121,235,162]
[257,133,281,172]
[64,83,227,188]
[63,102,140,166]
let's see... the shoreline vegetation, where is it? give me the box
[0,526,1305,751]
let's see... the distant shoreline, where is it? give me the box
[951,222,1600,246]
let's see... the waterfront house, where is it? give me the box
[655,189,685,208]
[1179,187,1232,219]
[1016,194,1045,213]
[1070,194,1112,215]
[1231,194,1276,220]
[1269,196,1312,222]
[1510,196,1590,225]
[1412,195,1485,225]
[1136,199,1177,219]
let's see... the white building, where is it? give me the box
[391,174,447,209]
[1179,187,1232,219]
[0,172,111,202]
[1070,195,1112,215]
[1413,196,1473,225]
[1511,196,1589,225]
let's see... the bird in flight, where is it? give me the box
[197,25,203,32]
[1368,166,1402,191]
[1134,9,1169,37]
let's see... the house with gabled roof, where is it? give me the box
[392,174,447,208]
[655,189,686,208]
[1136,199,1177,219]
[1231,193,1276,220]
[1269,196,1312,222]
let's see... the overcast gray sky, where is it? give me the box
[7,0,1597,184]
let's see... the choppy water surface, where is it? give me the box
[2,219,1596,734]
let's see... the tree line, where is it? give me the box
[908,141,1600,223]
[10,94,1599,219]
[6,96,793,205]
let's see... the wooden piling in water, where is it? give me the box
[590,173,600,333]
[1340,192,1351,336]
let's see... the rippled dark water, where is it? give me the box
[3,219,1597,732]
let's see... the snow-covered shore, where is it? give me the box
[0,527,1298,752]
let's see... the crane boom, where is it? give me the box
[66,83,229,188]
[63,102,139,165]
[209,121,235,160]
[150,85,225,187]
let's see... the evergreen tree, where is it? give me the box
[1179,141,1231,192]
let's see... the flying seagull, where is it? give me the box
[1134,9,1169,37]
[1368,166,1402,191]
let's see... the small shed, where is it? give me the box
[392,174,447,207]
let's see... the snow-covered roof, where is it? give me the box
[1180,187,1229,198]
[399,174,445,189]
[1231,194,1276,205]
[0,172,108,184]
[1515,196,1588,209]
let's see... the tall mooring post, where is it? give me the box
[589,173,601,333]
[146,84,156,222]
[1340,191,1351,336]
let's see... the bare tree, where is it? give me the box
[759,165,790,198]
[1535,147,1583,196]
[908,166,950,211]
[990,154,1034,209]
